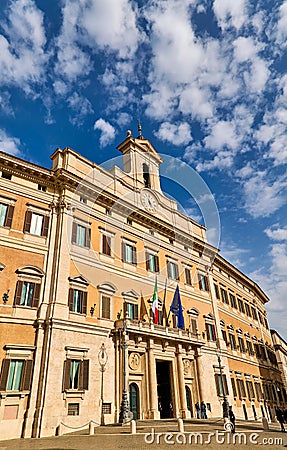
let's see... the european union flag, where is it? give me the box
[170,285,185,329]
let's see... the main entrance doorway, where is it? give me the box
[156,360,173,418]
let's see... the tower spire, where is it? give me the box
[138,119,143,139]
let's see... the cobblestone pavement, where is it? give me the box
[0,419,286,450]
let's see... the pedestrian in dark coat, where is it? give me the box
[195,402,200,419]
[228,406,236,433]
[276,408,285,432]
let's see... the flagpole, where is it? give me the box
[162,278,167,326]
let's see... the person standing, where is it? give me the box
[195,402,200,419]
[228,406,236,433]
[201,401,207,419]
[276,408,286,432]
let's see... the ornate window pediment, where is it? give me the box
[122,289,139,300]
[188,308,199,317]
[68,274,90,286]
[97,282,117,295]
[16,266,44,277]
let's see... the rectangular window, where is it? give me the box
[206,323,216,341]
[146,252,159,272]
[237,298,245,313]
[102,403,112,414]
[251,306,257,320]
[214,283,220,299]
[167,261,179,280]
[254,343,261,358]
[236,379,246,398]
[222,329,228,344]
[220,287,229,304]
[1,172,12,180]
[245,303,251,316]
[101,295,111,319]
[6,360,24,391]
[68,289,87,315]
[124,302,138,320]
[246,380,255,399]
[14,281,41,308]
[246,340,253,355]
[229,333,237,350]
[238,337,245,353]
[215,374,229,396]
[0,203,14,228]
[24,211,49,237]
[68,403,80,416]
[198,273,209,291]
[122,242,136,264]
[229,293,237,308]
[231,378,237,397]
[102,234,111,256]
[190,318,197,334]
[63,359,89,391]
[38,184,46,192]
[72,222,90,247]
[255,382,263,401]
[0,359,33,392]
[184,268,192,285]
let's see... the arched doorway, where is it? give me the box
[129,383,139,420]
[185,386,193,417]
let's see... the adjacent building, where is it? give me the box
[0,130,285,439]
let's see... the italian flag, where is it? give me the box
[152,277,159,324]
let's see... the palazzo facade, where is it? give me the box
[0,131,285,440]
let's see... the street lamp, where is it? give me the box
[98,343,108,426]
[217,353,229,418]
[119,316,131,423]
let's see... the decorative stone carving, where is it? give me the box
[129,352,140,370]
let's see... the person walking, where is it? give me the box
[201,401,207,419]
[276,408,286,432]
[228,406,236,433]
[195,402,200,419]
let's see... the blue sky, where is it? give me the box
[0,0,287,339]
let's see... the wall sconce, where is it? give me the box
[90,304,96,316]
[3,289,10,305]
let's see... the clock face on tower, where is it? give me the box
[140,189,158,212]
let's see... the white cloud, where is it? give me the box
[265,226,287,241]
[155,122,192,146]
[94,118,116,147]
[276,1,287,43]
[67,92,93,125]
[0,129,21,156]
[237,169,287,218]
[0,0,48,89]
[213,0,247,31]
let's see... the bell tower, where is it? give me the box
[117,126,163,192]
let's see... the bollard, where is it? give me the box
[89,422,95,435]
[177,418,184,433]
[130,419,136,434]
[56,424,62,436]
[262,417,269,431]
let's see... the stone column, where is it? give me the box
[194,348,204,402]
[177,344,188,419]
[148,339,160,419]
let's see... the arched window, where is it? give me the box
[143,163,151,188]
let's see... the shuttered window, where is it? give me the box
[206,323,216,341]
[246,380,255,399]
[124,302,139,320]
[231,378,237,397]
[101,295,111,319]
[198,273,209,291]
[229,333,237,350]
[167,261,179,280]
[68,289,87,314]
[236,379,246,398]
[23,211,49,237]
[102,234,111,256]
[0,203,14,228]
[229,293,237,308]
[146,252,159,272]
[238,337,245,353]
[62,359,89,391]
[190,318,197,334]
[122,242,137,264]
[184,268,192,285]
[0,359,33,391]
[220,288,229,304]
[215,374,229,396]
[14,281,41,308]
[72,222,90,247]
